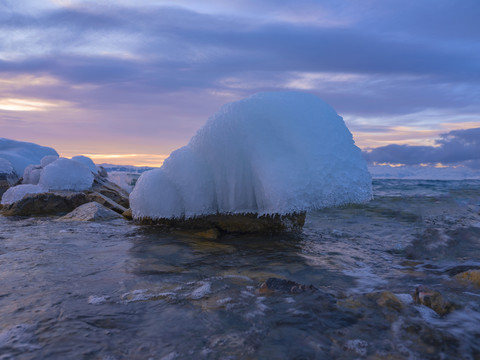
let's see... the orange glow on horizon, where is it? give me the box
[59,152,168,167]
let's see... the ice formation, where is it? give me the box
[71,155,98,174]
[22,164,43,185]
[130,92,372,220]
[0,138,58,176]
[0,158,14,174]
[39,158,94,191]
[1,184,46,205]
[40,155,59,168]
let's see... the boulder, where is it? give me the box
[136,212,306,233]
[1,191,89,216]
[60,202,123,221]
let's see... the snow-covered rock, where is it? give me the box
[0,138,58,176]
[131,92,372,223]
[1,184,46,205]
[39,158,94,191]
[60,202,123,221]
[72,155,98,175]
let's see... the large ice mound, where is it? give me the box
[130,92,372,220]
[0,138,58,176]
[39,158,94,191]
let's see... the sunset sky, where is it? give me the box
[1,0,479,168]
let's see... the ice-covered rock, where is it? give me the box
[39,158,94,191]
[71,155,98,174]
[1,184,46,205]
[1,191,90,216]
[60,202,123,221]
[0,138,58,175]
[131,92,372,223]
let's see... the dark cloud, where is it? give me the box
[364,127,480,168]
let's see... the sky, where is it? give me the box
[0,0,479,168]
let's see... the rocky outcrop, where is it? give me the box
[60,202,123,221]
[136,212,306,233]
[1,176,129,218]
[1,191,89,216]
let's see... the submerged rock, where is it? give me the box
[413,285,455,316]
[259,277,317,294]
[136,212,306,233]
[454,270,480,287]
[60,202,123,221]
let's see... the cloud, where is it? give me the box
[363,127,480,168]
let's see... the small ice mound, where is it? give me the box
[71,155,98,174]
[40,155,59,167]
[131,91,372,221]
[0,137,58,175]
[22,164,43,185]
[39,158,94,191]
[1,184,46,205]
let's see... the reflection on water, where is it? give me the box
[0,180,480,359]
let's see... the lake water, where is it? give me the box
[1,179,480,359]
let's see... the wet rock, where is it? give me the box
[1,191,89,216]
[413,285,455,316]
[60,202,123,221]
[85,191,127,215]
[259,277,317,294]
[455,270,480,287]
[137,212,306,233]
[122,208,133,220]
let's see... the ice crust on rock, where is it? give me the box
[1,184,46,205]
[130,92,372,220]
[71,155,98,174]
[0,138,58,175]
[39,158,94,191]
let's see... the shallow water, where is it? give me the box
[1,179,480,359]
